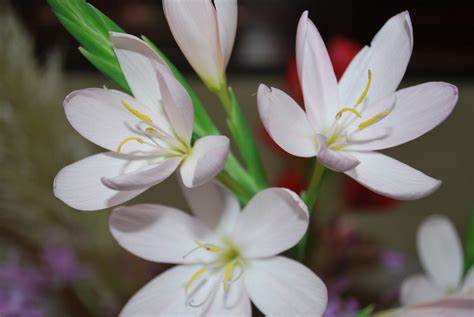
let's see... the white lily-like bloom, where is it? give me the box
[400,215,474,306]
[384,294,474,317]
[163,0,237,91]
[258,11,458,200]
[54,33,229,211]
[109,182,328,316]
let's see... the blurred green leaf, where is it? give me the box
[465,209,474,273]
[356,305,374,317]
[227,87,267,188]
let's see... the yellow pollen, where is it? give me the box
[121,99,153,124]
[194,240,221,252]
[335,107,362,119]
[184,267,207,295]
[354,70,372,107]
[358,111,390,130]
[145,127,159,135]
[223,262,234,292]
[116,137,145,153]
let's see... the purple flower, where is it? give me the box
[379,250,405,270]
[41,244,83,283]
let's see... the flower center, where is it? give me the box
[115,100,190,156]
[182,239,244,307]
[325,70,392,151]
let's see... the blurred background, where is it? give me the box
[1,0,473,316]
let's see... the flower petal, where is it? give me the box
[215,0,237,68]
[180,135,229,188]
[182,181,241,236]
[257,84,318,157]
[64,88,155,154]
[345,151,441,200]
[232,188,308,258]
[338,11,413,106]
[346,82,458,151]
[417,215,464,290]
[119,264,217,316]
[400,274,445,306]
[244,256,327,316]
[110,204,215,264]
[102,157,181,191]
[163,0,223,89]
[461,266,474,293]
[316,135,360,172]
[207,273,251,317]
[403,295,474,317]
[53,152,148,211]
[296,11,340,132]
[155,62,194,144]
[110,32,173,132]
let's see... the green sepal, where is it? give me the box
[226,87,267,188]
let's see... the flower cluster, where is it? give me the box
[48,0,469,316]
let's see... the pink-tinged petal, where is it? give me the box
[316,135,360,172]
[53,152,148,211]
[339,11,413,106]
[244,256,327,316]
[257,84,317,157]
[417,215,464,290]
[345,82,458,151]
[182,181,241,236]
[214,0,237,68]
[64,88,156,154]
[155,62,194,144]
[180,135,229,188]
[345,151,441,200]
[296,11,340,132]
[206,274,251,317]
[462,267,474,293]
[109,204,215,264]
[402,295,474,317]
[102,157,181,191]
[119,264,219,316]
[232,188,308,258]
[163,0,224,90]
[400,274,445,306]
[110,33,173,132]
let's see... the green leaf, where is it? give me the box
[355,305,375,317]
[227,88,267,188]
[465,208,474,273]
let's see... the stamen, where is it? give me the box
[195,240,221,252]
[223,262,234,292]
[121,99,153,124]
[145,127,159,136]
[116,137,145,153]
[335,107,362,120]
[358,111,390,130]
[354,70,372,107]
[184,267,207,295]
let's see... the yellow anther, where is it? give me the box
[223,262,234,292]
[184,267,207,295]
[335,107,362,119]
[121,99,153,124]
[354,70,372,107]
[116,137,145,153]
[145,127,159,135]
[358,111,390,130]
[194,240,221,252]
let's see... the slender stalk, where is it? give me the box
[295,160,326,262]
[218,172,252,204]
[215,83,233,115]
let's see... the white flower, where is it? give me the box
[163,0,237,90]
[53,33,229,211]
[257,11,458,200]
[400,215,474,306]
[109,182,328,316]
[386,294,474,317]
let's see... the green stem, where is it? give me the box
[295,160,326,262]
[218,172,251,204]
[215,82,233,115]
